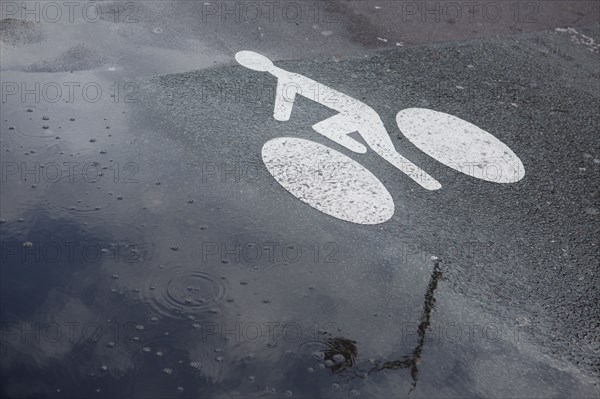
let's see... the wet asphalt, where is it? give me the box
[1,1,599,398]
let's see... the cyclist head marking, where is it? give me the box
[235,51,276,73]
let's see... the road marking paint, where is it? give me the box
[555,27,600,52]
[396,108,525,183]
[235,50,441,191]
[262,137,395,225]
[235,50,526,224]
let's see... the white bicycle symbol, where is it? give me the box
[236,51,525,225]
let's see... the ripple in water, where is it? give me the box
[91,343,137,379]
[142,267,228,319]
[4,106,71,140]
[296,336,358,374]
[39,197,114,221]
[296,338,329,361]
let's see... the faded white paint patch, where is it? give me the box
[555,27,600,52]
[396,108,525,183]
[262,137,395,225]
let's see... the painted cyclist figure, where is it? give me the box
[235,50,525,224]
[235,50,441,190]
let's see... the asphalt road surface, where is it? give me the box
[1,1,599,398]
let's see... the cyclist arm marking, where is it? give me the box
[273,80,297,121]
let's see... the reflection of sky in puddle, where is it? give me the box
[1,66,597,398]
